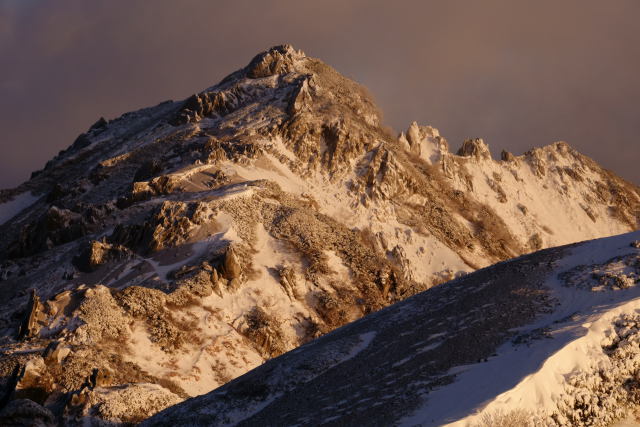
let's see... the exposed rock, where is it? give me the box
[18,290,45,340]
[13,357,51,403]
[364,145,415,200]
[88,368,113,389]
[222,246,242,281]
[581,204,598,223]
[278,266,298,300]
[518,203,529,215]
[9,207,88,259]
[110,200,209,254]
[243,307,287,358]
[74,286,130,345]
[148,174,184,196]
[559,254,640,292]
[287,76,314,115]
[148,201,208,252]
[74,240,132,272]
[64,383,181,425]
[457,138,491,160]
[170,91,233,125]
[501,149,515,161]
[209,268,224,297]
[599,273,635,290]
[246,44,305,79]
[89,117,108,131]
[400,121,449,164]
[391,245,413,282]
[169,268,215,304]
[487,175,508,203]
[43,341,70,366]
[525,147,548,178]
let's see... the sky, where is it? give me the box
[1,0,639,189]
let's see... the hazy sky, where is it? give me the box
[1,0,639,189]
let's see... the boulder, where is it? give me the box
[74,240,132,272]
[222,246,242,281]
[18,290,45,340]
[457,138,491,160]
[401,122,448,164]
[501,150,515,161]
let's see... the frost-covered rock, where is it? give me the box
[0,44,638,424]
[457,137,491,160]
[399,121,449,164]
[143,232,640,426]
[72,383,181,425]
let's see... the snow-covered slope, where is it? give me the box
[145,231,640,427]
[0,45,638,424]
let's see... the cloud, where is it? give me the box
[1,0,639,188]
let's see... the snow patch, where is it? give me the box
[401,230,640,427]
[342,331,376,363]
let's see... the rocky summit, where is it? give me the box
[0,45,638,425]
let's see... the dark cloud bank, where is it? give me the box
[1,0,639,189]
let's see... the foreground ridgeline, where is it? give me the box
[0,45,638,425]
[144,232,640,427]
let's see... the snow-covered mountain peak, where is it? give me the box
[0,46,638,425]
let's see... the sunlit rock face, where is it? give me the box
[0,44,638,424]
[145,232,640,427]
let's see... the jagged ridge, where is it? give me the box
[0,44,638,424]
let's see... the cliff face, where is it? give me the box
[0,45,638,424]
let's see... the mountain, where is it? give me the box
[0,44,638,424]
[144,230,640,427]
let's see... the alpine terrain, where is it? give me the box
[146,231,640,427]
[0,45,638,425]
